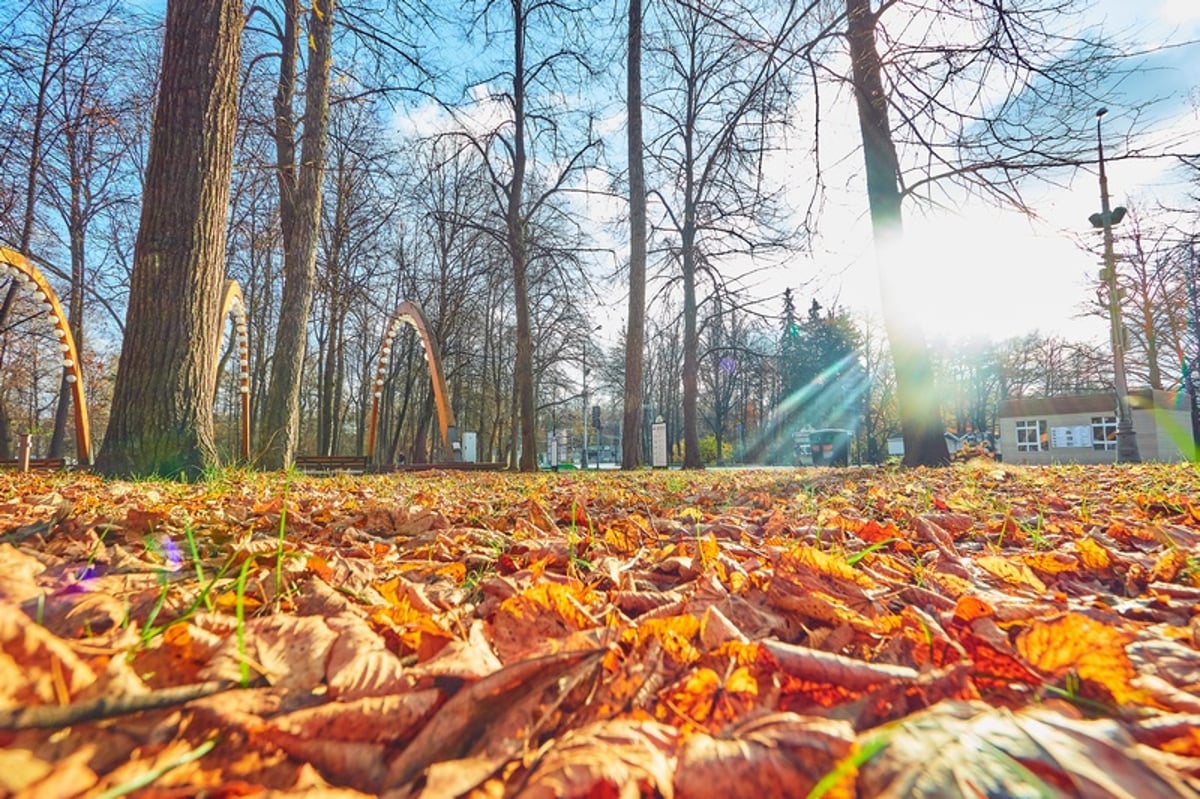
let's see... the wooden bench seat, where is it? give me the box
[0,457,68,472]
[294,455,370,475]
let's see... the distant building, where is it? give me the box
[996,389,1194,465]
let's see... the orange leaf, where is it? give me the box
[1017,613,1140,704]
[658,665,758,730]
[952,595,995,624]
[305,554,334,581]
[623,615,702,666]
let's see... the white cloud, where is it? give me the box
[1159,0,1200,26]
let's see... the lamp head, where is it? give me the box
[1096,107,1108,119]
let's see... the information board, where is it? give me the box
[651,416,668,468]
[1050,425,1094,449]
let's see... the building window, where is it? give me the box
[1091,416,1117,450]
[1015,419,1047,452]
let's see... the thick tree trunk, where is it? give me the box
[260,0,334,468]
[96,0,242,478]
[622,0,646,470]
[846,0,948,468]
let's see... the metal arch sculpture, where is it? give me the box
[214,279,251,461]
[366,301,459,462]
[0,246,93,465]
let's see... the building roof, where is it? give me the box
[997,389,1189,418]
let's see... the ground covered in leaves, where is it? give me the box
[2,462,1200,798]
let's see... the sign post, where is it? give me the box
[651,415,668,468]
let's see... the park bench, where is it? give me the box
[0,457,68,472]
[294,455,370,475]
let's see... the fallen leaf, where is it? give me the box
[674,712,856,798]
[859,700,1199,799]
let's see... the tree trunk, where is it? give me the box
[622,0,646,470]
[846,0,948,467]
[509,0,538,472]
[95,0,243,478]
[50,128,88,458]
[260,0,334,468]
[0,400,9,458]
[681,226,701,468]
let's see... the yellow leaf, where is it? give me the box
[976,555,1047,593]
[1020,552,1079,575]
[1076,537,1113,571]
[624,615,701,666]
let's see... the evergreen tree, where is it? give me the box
[791,299,864,432]
[779,288,803,400]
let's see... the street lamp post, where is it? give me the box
[1089,107,1140,463]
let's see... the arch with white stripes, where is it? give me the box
[215,279,251,461]
[366,300,459,462]
[0,247,92,465]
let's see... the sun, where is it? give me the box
[876,206,1107,346]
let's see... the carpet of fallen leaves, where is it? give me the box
[3,462,1200,798]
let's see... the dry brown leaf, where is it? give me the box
[975,556,1047,594]
[200,614,338,688]
[763,639,919,693]
[858,700,1200,799]
[267,688,442,745]
[519,718,678,799]
[324,614,412,699]
[674,712,856,799]
[0,543,46,603]
[384,648,604,790]
[0,600,97,705]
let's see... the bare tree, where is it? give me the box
[644,0,811,468]
[0,0,127,458]
[622,0,646,469]
[845,0,948,466]
[450,0,601,471]
[1081,203,1190,391]
[39,5,144,458]
[258,0,335,468]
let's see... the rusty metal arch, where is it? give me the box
[214,279,251,461]
[366,300,459,462]
[0,246,93,465]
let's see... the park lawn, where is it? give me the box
[2,462,1199,797]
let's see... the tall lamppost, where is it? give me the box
[1088,107,1140,463]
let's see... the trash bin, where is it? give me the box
[808,429,851,467]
